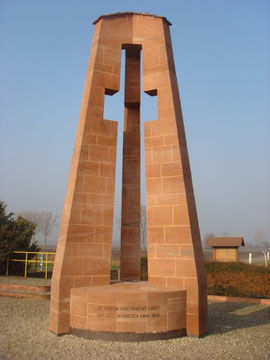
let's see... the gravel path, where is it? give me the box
[0,298,269,360]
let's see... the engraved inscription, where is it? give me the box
[97,305,161,318]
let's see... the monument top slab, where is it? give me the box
[93,12,172,26]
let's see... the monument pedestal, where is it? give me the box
[70,282,186,341]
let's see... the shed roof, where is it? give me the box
[93,12,172,26]
[207,237,245,248]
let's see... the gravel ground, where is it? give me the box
[0,276,51,286]
[0,298,269,360]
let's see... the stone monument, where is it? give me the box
[50,12,208,340]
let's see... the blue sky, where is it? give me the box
[0,0,269,247]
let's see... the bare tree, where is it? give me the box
[255,229,265,249]
[18,210,58,247]
[18,211,43,241]
[203,232,215,248]
[222,231,230,237]
[39,212,58,248]
[140,206,147,249]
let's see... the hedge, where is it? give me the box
[206,262,270,298]
[140,259,270,298]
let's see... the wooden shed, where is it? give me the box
[207,237,245,262]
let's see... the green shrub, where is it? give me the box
[0,200,39,275]
[205,261,270,274]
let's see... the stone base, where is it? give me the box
[70,327,186,342]
[70,282,186,341]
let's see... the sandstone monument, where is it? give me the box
[50,12,208,340]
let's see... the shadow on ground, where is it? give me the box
[208,301,270,334]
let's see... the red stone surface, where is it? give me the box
[207,295,270,305]
[50,12,208,338]
[0,283,50,293]
[120,45,141,281]
[0,283,50,300]
[70,282,186,334]
[0,291,50,300]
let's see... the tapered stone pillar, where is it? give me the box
[50,12,208,338]
[120,45,141,280]
[49,18,120,335]
[141,20,208,337]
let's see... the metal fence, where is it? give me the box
[6,251,56,279]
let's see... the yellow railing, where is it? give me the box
[6,251,56,280]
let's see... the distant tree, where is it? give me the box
[140,206,147,249]
[263,241,270,249]
[39,212,58,248]
[255,229,265,249]
[203,232,215,248]
[18,210,58,247]
[0,200,39,272]
[222,231,230,237]
[17,211,43,241]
